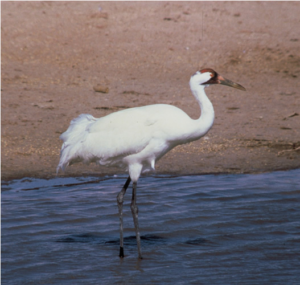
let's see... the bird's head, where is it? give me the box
[191,68,246,91]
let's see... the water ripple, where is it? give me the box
[2,169,300,284]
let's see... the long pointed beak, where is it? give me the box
[218,76,246,91]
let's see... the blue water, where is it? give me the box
[2,170,300,284]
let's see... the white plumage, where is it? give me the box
[57,68,245,259]
[57,104,209,178]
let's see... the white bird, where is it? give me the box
[57,68,245,259]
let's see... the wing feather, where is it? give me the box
[57,104,191,173]
[57,107,158,172]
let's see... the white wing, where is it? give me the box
[57,104,193,173]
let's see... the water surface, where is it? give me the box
[2,170,300,284]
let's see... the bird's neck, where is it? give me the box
[189,81,215,140]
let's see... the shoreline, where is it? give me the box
[2,138,299,181]
[2,166,300,183]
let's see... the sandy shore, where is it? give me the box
[2,2,300,181]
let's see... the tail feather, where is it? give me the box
[57,114,97,173]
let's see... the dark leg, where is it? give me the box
[131,181,143,259]
[117,176,131,258]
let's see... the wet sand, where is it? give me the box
[1,2,300,181]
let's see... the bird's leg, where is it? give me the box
[117,176,131,258]
[131,181,143,259]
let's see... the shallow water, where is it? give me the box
[2,170,300,284]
